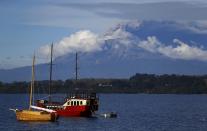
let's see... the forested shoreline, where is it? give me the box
[1,73,207,94]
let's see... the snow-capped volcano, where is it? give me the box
[1,20,207,82]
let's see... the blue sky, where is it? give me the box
[1,0,207,69]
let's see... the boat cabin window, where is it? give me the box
[71,101,73,106]
[74,101,76,106]
[87,101,90,105]
[77,101,79,106]
[67,101,70,105]
[80,101,83,105]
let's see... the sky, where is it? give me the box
[1,0,207,69]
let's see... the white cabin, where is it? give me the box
[63,99,90,106]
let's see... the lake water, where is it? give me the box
[1,94,207,131]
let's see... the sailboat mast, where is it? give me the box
[29,54,35,110]
[49,43,53,102]
[75,52,78,81]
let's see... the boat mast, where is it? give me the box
[75,52,78,81]
[74,52,79,93]
[29,54,35,110]
[49,43,53,102]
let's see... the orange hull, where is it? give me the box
[16,110,58,122]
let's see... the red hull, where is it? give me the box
[56,106,92,117]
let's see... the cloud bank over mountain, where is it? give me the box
[38,20,207,62]
[38,26,133,58]
[138,36,207,61]
[39,30,102,57]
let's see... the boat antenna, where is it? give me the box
[49,43,53,102]
[29,53,35,110]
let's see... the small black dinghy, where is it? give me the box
[100,112,117,118]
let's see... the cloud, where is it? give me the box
[39,30,103,57]
[58,1,207,21]
[137,36,160,53]
[179,21,207,34]
[104,27,133,45]
[16,1,207,31]
[24,4,122,32]
[38,28,132,58]
[138,36,207,61]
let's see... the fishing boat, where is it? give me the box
[10,54,58,122]
[37,92,98,117]
[36,45,99,117]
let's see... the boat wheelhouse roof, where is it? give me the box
[66,92,98,99]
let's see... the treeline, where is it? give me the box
[1,73,207,94]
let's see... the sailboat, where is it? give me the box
[36,45,99,117]
[10,54,58,121]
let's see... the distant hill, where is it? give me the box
[1,74,207,94]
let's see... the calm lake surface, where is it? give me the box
[1,94,207,131]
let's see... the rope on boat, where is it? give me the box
[38,95,65,100]
[30,105,56,113]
